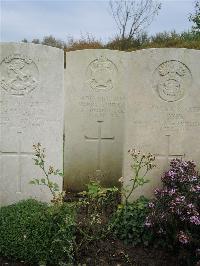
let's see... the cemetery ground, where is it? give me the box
[0,196,197,266]
[0,146,199,266]
[0,193,189,266]
[0,235,181,266]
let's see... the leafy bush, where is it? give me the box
[112,196,153,245]
[145,159,200,263]
[79,179,119,213]
[111,149,155,246]
[189,0,200,33]
[106,30,200,51]
[0,199,75,265]
[23,28,200,53]
[64,34,103,51]
[76,180,119,251]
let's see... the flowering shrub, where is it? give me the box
[145,159,200,263]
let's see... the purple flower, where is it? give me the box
[145,217,152,227]
[168,170,176,177]
[168,188,176,196]
[189,215,200,225]
[190,186,196,192]
[182,162,188,167]
[147,158,199,248]
[160,213,166,220]
[176,209,182,215]
[180,216,186,221]
[148,202,155,208]
[179,167,184,173]
[196,185,200,191]
[190,185,200,192]
[154,188,161,196]
[158,228,164,234]
[187,203,194,209]
[175,196,185,204]
[178,231,190,244]
[187,210,192,215]
[145,221,152,227]
[190,176,198,182]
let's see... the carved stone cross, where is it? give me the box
[85,121,115,171]
[154,134,185,165]
[0,131,34,193]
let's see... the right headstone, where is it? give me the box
[123,48,200,201]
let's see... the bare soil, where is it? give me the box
[0,241,187,266]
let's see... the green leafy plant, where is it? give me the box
[111,149,156,246]
[76,179,119,251]
[112,196,153,246]
[124,149,156,204]
[0,199,75,265]
[79,179,119,210]
[30,143,64,204]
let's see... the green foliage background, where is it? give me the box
[0,199,75,265]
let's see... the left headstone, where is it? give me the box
[0,43,64,206]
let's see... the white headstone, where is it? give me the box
[0,43,64,205]
[64,49,126,191]
[123,48,200,200]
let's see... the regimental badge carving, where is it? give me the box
[0,54,39,96]
[153,60,192,102]
[86,56,118,91]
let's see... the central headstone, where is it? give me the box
[64,49,126,191]
[0,43,64,205]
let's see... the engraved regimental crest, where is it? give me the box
[86,56,118,91]
[153,60,192,102]
[0,54,39,96]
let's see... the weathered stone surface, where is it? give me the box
[0,43,64,205]
[64,49,126,191]
[123,48,200,200]
[1,45,199,203]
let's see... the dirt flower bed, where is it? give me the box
[0,239,180,266]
